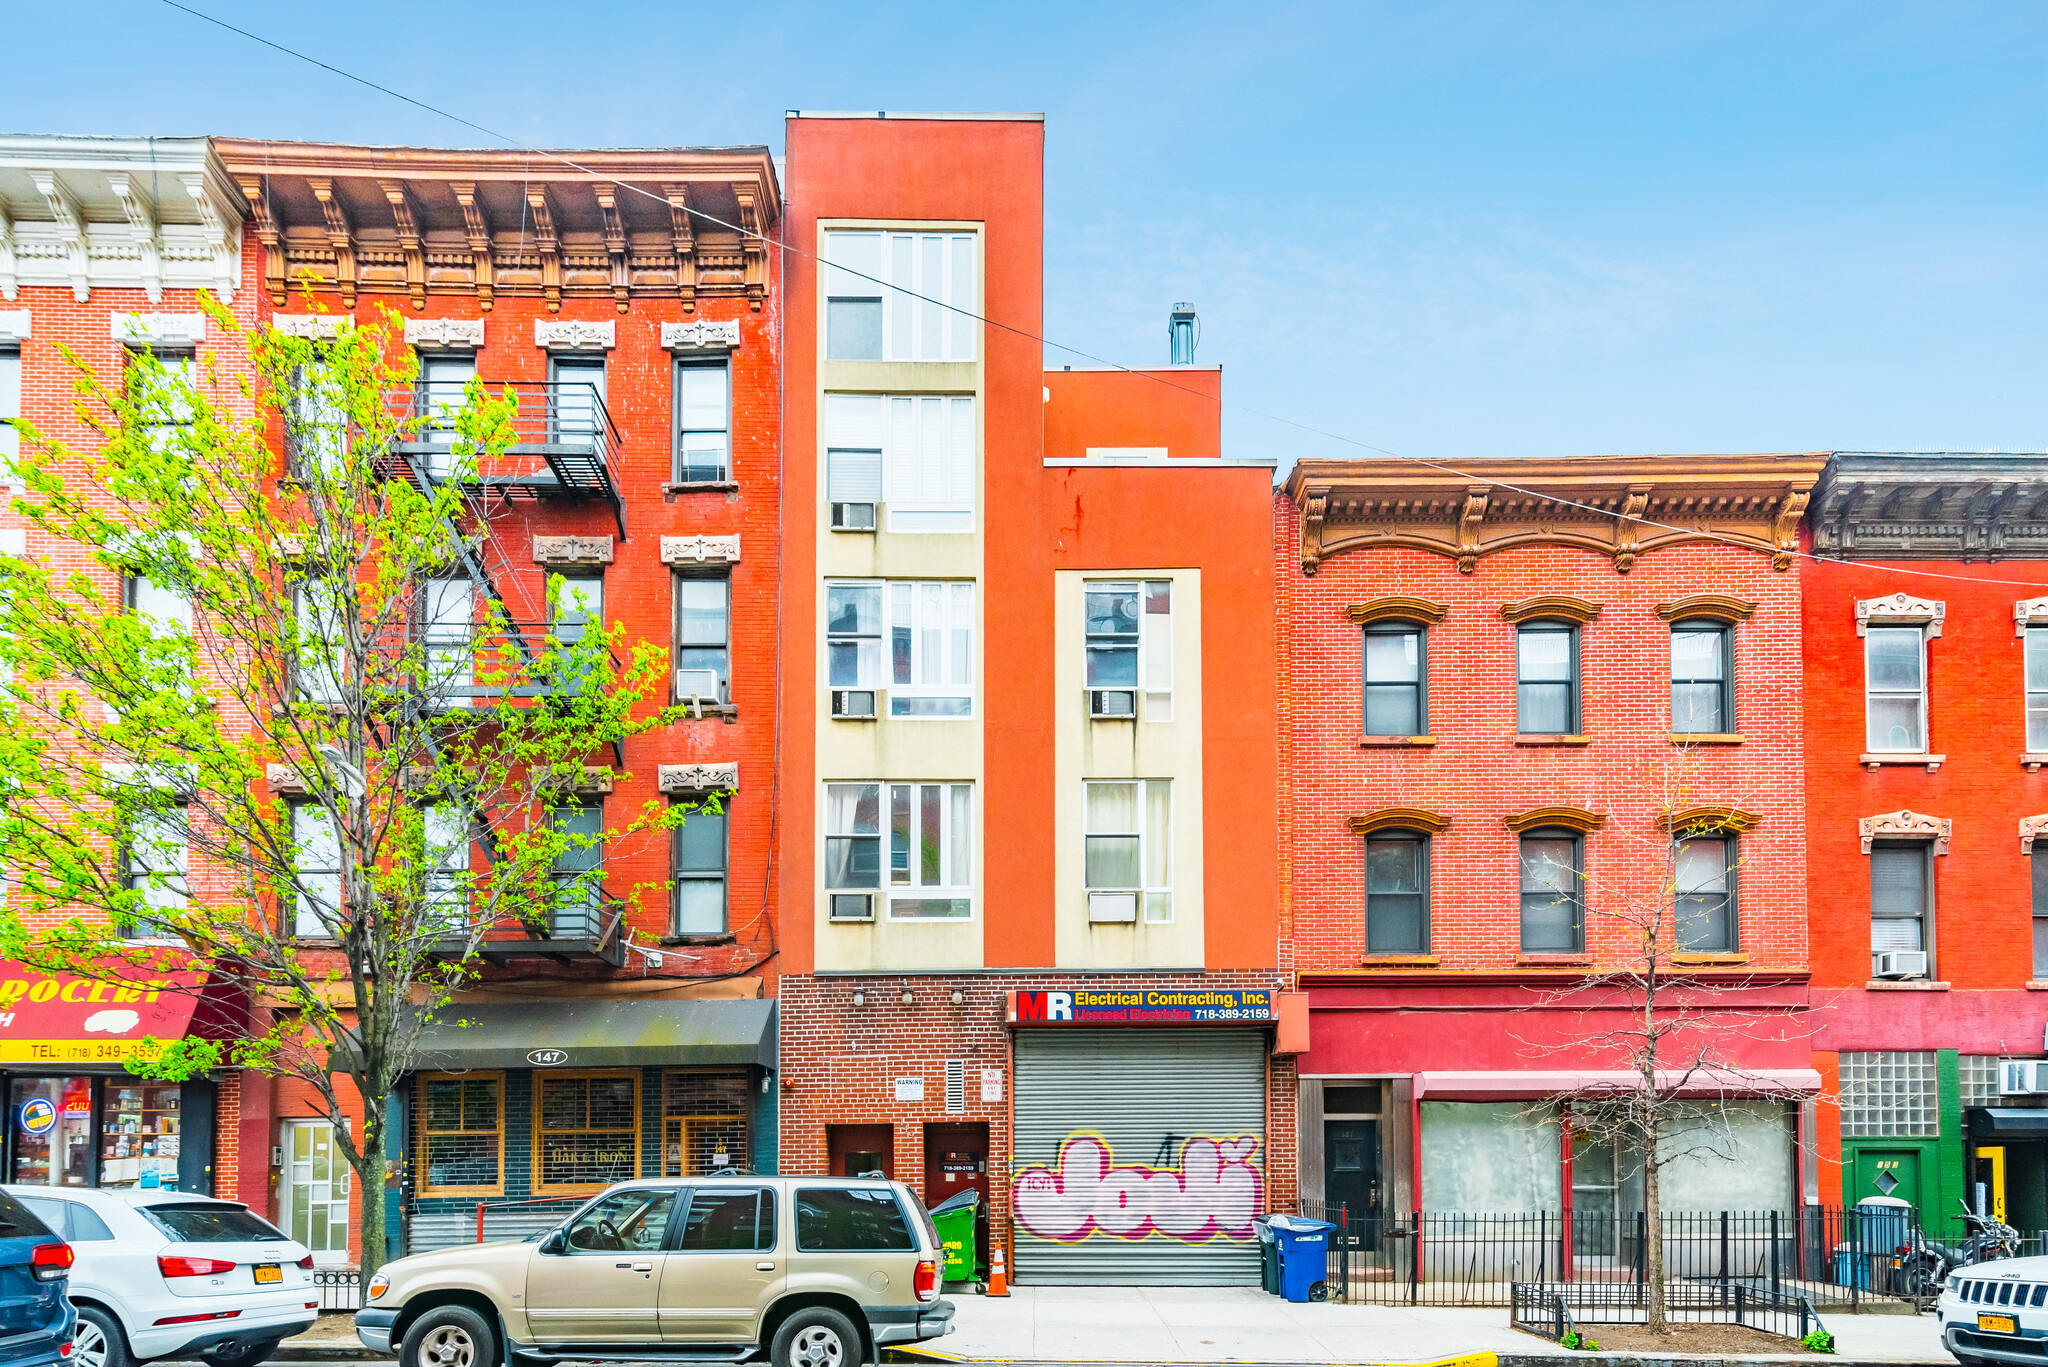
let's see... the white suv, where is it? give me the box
[1940,1255,2048,1365]
[3,1188,316,1367]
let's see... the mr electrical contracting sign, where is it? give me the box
[1007,987,1273,1025]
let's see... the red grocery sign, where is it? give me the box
[0,963,205,1065]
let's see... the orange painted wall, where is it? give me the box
[1042,367,1222,462]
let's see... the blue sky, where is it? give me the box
[11,1,2046,465]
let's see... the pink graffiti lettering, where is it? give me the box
[1014,1134,1264,1243]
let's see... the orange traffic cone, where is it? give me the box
[985,1242,1009,1297]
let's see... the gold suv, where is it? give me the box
[356,1178,955,1367]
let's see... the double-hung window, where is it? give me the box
[822,229,979,362]
[423,804,470,934]
[0,344,18,486]
[827,583,883,704]
[673,805,727,936]
[550,354,607,448]
[548,805,604,938]
[126,573,192,638]
[128,348,196,455]
[1519,831,1583,952]
[2033,846,2048,979]
[1083,780,1172,923]
[293,578,346,705]
[419,578,474,708]
[551,577,604,696]
[1673,835,1736,952]
[1516,622,1578,734]
[291,803,341,939]
[2027,627,2048,752]
[825,782,972,920]
[1365,833,1428,953]
[288,356,346,480]
[1363,622,1426,736]
[823,394,975,533]
[1085,581,1172,721]
[121,803,188,941]
[826,581,974,717]
[1671,621,1732,734]
[673,361,730,484]
[1870,843,1930,972]
[1865,627,1927,752]
[674,576,730,707]
[415,353,474,476]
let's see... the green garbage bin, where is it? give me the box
[929,1187,982,1284]
[1255,1217,1279,1294]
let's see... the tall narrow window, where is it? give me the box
[288,356,345,480]
[0,346,19,485]
[291,803,341,939]
[1085,580,1173,719]
[1365,834,1427,953]
[888,582,974,717]
[826,583,884,690]
[887,782,973,919]
[1865,627,1927,752]
[2032,847,2048,980]
[1671,622,1732,734]
[1363,623,1425,736]
[121,804,188,941]
[824,393,883,526]
[128,349,197,455]
[1519,831,1583,952]
[423,804,470,934]
[1517,622,1578,734]
[294,579,346,705]
[1871,843,1930,972]
[673,576,730,707]
[673,806,728,936]
[1673,835,1736,952]
[548,805,604,939]
[673,361,730,484]
[823,231,884,361]
[419,578,473,708]
[825,783,882,920]
[1084,780,1172,923]
[416,353,474,475]
[549,354,607,446]
[551,577,604,695]
[2027,627,2048,753]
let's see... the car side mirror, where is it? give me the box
[539,1230,565,1255]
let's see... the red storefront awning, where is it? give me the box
[0,961,217,1068]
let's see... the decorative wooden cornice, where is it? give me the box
[1656,594,1758,624]
[1282,453,1827,577]
[1855,592,1944,638]
[1503,806,1606,835]
[1660,805,1762,835]
[1500,595,1602,626]
[1859,809,1951,855]
[1346,597,1448,627]
[1348,808,1451,837]
[211,140,780,314]
[1812,452,2048,562]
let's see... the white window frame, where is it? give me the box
[288,355,347,480]
[1865,626,1928,753]
[0,346,20,487]
[2027,627,2048,752]
[291,802,342,940]
[883,781,973,920]
[823,393,975,533]
[293,578,347,705]
[419,578,474,709]
[1084,579,1173,721]
[1083,779,1173,923]
[423,803,470,935]
[822,229,979,363]
[121,801,188,943]
[826,580,974,718]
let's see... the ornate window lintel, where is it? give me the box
[1348,807,1450,837]
[1346,597,1448,627]
[659,763,737,795]
[0,311,30,345]
[1656,594,1758,625]
[2016,598,2048,638]
[1659,805,1761,835]
[1859,809,1951,855]
[272,314,345,341]
[533,535,615,569]
[1503,806,1606,835]
[535,319,615,351]
[2021,815,2048,855]
[660,535,741,568]
[1500,596,1602,626]
[113,312,205,348]
[660,319,740,353]
[1855,593,1944,638]
[404,318,485,350]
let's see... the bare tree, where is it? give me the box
[0,298,691,1272]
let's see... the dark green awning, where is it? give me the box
[411,999,774,1072]
[1965,1107,2048,1140]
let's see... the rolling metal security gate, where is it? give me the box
[1012,1028,1266,1284]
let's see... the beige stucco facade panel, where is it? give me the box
[1053,568,1206,969]
[819,526,979,580]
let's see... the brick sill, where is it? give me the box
[662,481,738,500]
[673,703,739,724]
[1672,733,1744,745]
[1515,735,1592,748]
[1360,735,1434,748]
[1673,953,1750,966]
[1865,979,1950,991]
[1361,955,1439,967]
[1516,954,1591,967]
[1860,753,1945,772]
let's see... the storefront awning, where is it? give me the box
[1965,1108,2048,1140]
[1412,1068,1823,1100]
[0,962,216,1067]
[410,999,775,1072]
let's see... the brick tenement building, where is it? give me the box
[774,112,1287,1284]
[209,139,783,1261]
[0,135,256,1201]
[1803,453,2048,1230]
[1279,454,1826,1246]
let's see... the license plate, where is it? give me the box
[253,1264,281,1284]
[1979,1313,2017,1335]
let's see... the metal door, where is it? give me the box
[1012,1028,1265,1284]
[280,1120,350,1266]
[1324,1121,1380,1251]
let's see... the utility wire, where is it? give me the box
[162,0,2048,589]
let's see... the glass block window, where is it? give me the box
[536,1073,638,1189]
[1961,1055,2003,1109]
[1839,1051,1939,1137]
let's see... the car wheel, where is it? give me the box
[72,1307,133,1367]
[203,1337,284,1367]
[399,1306,497,1367]
[770,1306,862,1367]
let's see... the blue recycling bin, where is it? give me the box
[1269,1215,1333,1303]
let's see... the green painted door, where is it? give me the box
[1851,1149,1923,1208]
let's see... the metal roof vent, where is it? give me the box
[1168,302,1198,365]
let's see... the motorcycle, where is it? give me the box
[1895,1201,2021,1299]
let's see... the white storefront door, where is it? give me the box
[281,1120,351,1266]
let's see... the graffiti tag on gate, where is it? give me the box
[1014,1133,1263,1242]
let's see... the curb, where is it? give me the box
[272,1346,387,1362]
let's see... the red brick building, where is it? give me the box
[774,112,1287,1284]
[1803,453,2048,1230]
[207,139,783,1262]
[1279,454,1825,1242]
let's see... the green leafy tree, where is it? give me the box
[0,298,687,1273]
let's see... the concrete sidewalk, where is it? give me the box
[926,1287,1957,1364]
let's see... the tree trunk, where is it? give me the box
[354,1145,388,1276]
[1644,1112,1665,1332]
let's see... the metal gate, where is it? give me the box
[1012,1028,1266,1284]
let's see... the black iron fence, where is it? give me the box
[1511,1279,1830,1344]
[1290,1205,1932,1310]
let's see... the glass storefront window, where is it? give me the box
[12,1078,92,1187]
[100,1083,181,1189]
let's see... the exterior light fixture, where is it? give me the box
[900,989,915,1006]
[951,989,964,1005]
[852,991,866,1007]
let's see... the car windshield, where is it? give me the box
[142,1203,286,1243]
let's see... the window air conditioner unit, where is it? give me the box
[1088,891,1139,923]
[2002,1060,2048,1096]
[831,689,877,719]
[1873,950,1929,980]
[829,892,875,923]
[1089,688,1137,719]
[831,502,876,531]
[675,669,723,716]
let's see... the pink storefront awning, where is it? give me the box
[1411,1067,1824,1100]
